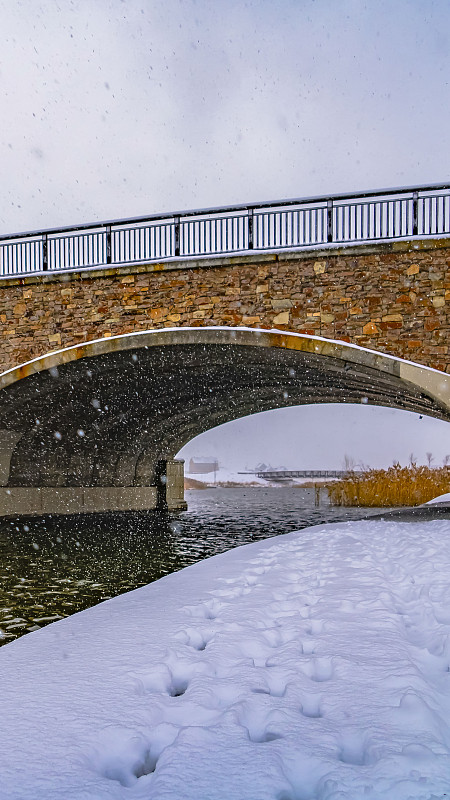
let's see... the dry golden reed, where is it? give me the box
[328,464,450,507]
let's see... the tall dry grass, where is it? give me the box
[328,464,450,507]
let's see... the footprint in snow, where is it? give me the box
[91,723,178,787]
[211,585,252,599]
[184,598,226,621]
[174,627,213,652]
[246,727,284,743]
[233,636,273,667]
[245,561,274,575]
[338,730,378,765]
[254,668,291,698]
[249,556,277,566]
[242,571,264,586]
[301,656,334,683]
[131,658,213,698]
[305,618,324,635]
[299,693,323,718]
[260,626,295,649]
[236,705,285,744]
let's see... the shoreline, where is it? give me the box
[184,478,332,490]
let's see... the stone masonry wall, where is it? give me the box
[0,238,449,374]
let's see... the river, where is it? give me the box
[0,487,385,645]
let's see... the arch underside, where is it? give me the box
[1,328,449,489]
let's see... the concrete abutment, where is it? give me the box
[0,459,186,517]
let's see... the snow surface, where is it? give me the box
[3,519,450,799]
[425,492,450,505]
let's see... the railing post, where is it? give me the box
[412,191,418,236]
[42,234,48,271]
[174,216,180,257]
[327,199,334,243]
[106,226,112,265]
[248,209,254,249]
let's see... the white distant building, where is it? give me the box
[188,457,219,475]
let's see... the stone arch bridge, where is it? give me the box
[0,327,449,516]
[0,184,449,515]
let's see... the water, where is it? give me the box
[0,487,384,646]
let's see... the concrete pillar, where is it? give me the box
[0,431,23,486]
[156,458,187,511]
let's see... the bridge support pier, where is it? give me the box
[156,459,187,512]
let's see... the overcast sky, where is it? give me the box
[1,0,450,467]
[1,0,450,234]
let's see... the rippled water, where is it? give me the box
[0,487,384,645]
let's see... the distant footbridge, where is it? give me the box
[239,470,362,482]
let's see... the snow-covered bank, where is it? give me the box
[3,519,450,799]
[426,492,450,505]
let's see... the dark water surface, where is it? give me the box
[0,488,384,645]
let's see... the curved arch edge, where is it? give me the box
[2,326,450,417]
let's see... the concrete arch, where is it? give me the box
[0,327,449,499]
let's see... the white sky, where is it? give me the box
[1,0,450,466]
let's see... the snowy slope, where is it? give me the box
[2,519,450,799]
[425,492,450,505]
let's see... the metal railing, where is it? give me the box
[1,182,449,277]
